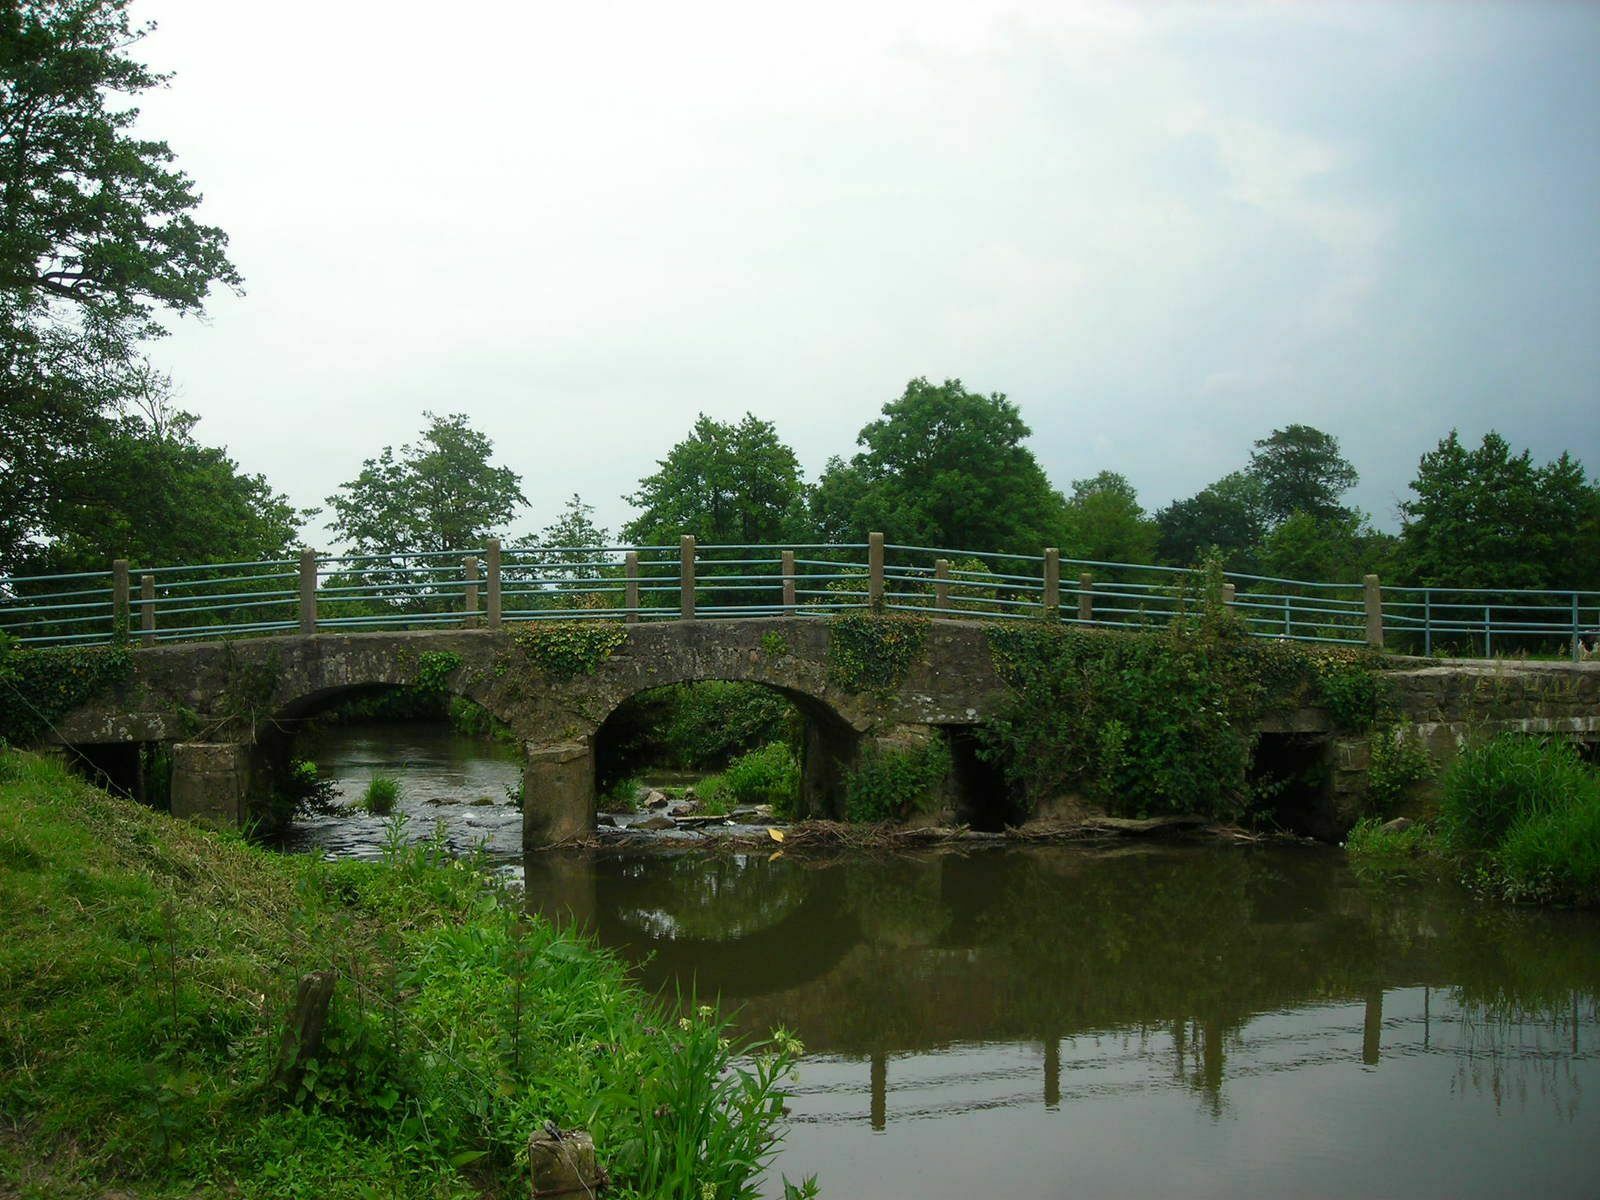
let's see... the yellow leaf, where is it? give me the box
[767,827,785,843]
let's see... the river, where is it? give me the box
[292,722,1600,1198]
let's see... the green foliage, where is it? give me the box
[1154,471,1267,572]
[508,620,626,680]
[414,650,461,693]
[0,0,240,572]
[826,613,927,693]
[1061,471,1159,566]
[1259,509,1389,585]
[843,737,952,823]
[1493,790,1600,906]
[324,411,526,560]
[0,751,808,1195]
[701,742,801,814]
[1439,734,1594,856]
[361,775,400,815]
[284,759,338,817]
[810,377,1068,554]
[1365,725,1435,816]
[760,630,791,659]
[0,639,134,744]
[1247,424,1359,524]
[15,401,306,576]
[1398,430,1597,590]
[1343,817,1441,883]
[622,413,809,547]
[945,557,1001,614]
[980,615,1387,822]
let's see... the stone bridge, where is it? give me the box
[42,617,1600,845]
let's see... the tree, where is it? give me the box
[1154,472,1267,571]
[325,412,526,556]
[1396,430,1595,590]
[0,0,239,570]
[1061,471,1158,565]
[518,493,611,585]
[1259,510,1391,584]
[622,414,807,547]
[15,386,301,574]
[810,377,1067,554]
[1247,424,1358,524]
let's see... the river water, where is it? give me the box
[293,722,1600,1198]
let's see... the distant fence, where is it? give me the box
[2,535,1596,660]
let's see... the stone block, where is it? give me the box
[170,742,254,828]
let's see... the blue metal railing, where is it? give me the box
[1,538,1595,660]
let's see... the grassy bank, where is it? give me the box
[0,751,810,1198]
[1347,733,1600,907]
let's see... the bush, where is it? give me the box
[702,742,800,813]
[602,682,799,778]
[844,737,951,823]
[1366,725,1435,816]
[361,774,400,815]
[1494,795,1600,905]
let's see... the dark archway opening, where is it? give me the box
[263,683,523,856]
[941,725,1014,831]
[1252,733,1335,840]
[59,742,170,810]
[594,681,857,820]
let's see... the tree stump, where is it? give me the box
[270,970,336,1092]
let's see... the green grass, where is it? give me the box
[1347,735,1600,907]
[361,773,400,814]
[0,750,810,1198]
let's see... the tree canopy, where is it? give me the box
[0,0,239,570]
[1061,471,1158,565]
[1154,471,1267,571]
[810,377,1067,554]
[1247,424,1358,524]
[325,412,526,556]
[621,414,807,547]
[1396,430,1597,590]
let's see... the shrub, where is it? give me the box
[710,742,800,812]
[1365,725,1435,816]
[844,737,951,823]
[361,774,400,815]
[1494,794,1600,905]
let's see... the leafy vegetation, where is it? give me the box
[508,620,627,680]
[826,613,927,693]
[843,737,952,823]
[979,582,1387,822]
[700,743,802,815]
[1364,725,1436,816]
[361,774,400,815]
[1349,734,1600,907]
[0,638,133,744]
[0,750,810,1197]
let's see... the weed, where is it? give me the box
[361,775,400,815]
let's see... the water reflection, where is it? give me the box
[525,845,1600,1198]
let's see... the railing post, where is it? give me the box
[1077,573,1093,625]
[299,549,318,635]
[867,532,885,613]
[140,574,155,647]
[485,538,502,629]
[1483,605,1491,658]
[463,555,479,628]
[112,558,130,639]
[1573,592,1581,664]
[934,559,951,613]
[625,551,640,623]
[679,535,696,620]
[1363,574,1383,650]
[1043,547,1060,621]
[781,550,796,612]
[1221,582,1236,609]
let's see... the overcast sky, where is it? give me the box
[132,0,1600,544]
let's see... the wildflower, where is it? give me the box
[678,1017,693,1032]
[697,1004,714,1020]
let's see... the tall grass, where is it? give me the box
[699,742,800,815]
[0,750,811,1196]
[1439,734,1600,905]
[361,773,399,814]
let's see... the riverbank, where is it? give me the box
[0,750,809,1199]
[1346,732,1600,907]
